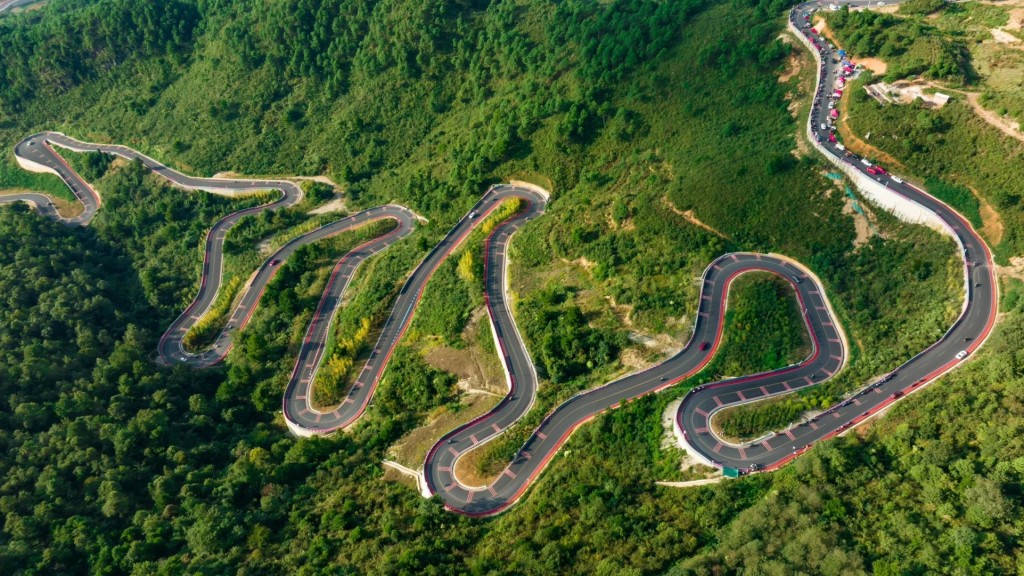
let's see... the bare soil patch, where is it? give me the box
[387,310,506,472]
[850,3,900,14]
[972,186,1005,244]
[308,197,347,215]
[663,196,729,238]
[996,256,1024,282]
[1007,7,1024,31]
[865,78,949,107]
[963,90,1024,143]
[778,49,803,83]
[841,193,875,247]
[857,57,889,75]
[991,27,1022,44]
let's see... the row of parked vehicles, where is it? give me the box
[791,6,911,188]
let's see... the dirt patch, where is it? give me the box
[963,90,1024,143]
[972,186,1005,244]
[307,198,347,215]
[850,3,900,14]
[996,256,1024,282]
[813,16,839,46]
[865,78,949,108]
[564,256,597,272]
[1007,7,1024,31]
[663,196,729,238]
[856,57,889,75]
[622,332,684,370]
[778,50,803,83]
[991,27,1022,44]
[387,310,507,471]
[424,310,507,395]
[605,295,635,328]
[841,194,875,247]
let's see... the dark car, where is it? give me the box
[699,341,710,351]
[270,259,280,266]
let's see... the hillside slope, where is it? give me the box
[0,0,1011,574]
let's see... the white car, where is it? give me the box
[860,158,872,167]
[955,350,968,360]
[891,176,903,184]
[821,123,827,131]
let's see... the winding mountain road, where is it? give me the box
[0,0,998,517]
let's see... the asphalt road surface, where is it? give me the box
[2,0,998,516]
[0,0,38,14]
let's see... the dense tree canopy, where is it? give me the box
[0,0,1019,573]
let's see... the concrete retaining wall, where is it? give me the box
[15,153,58,176]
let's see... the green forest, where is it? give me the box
[1,0,1020,573]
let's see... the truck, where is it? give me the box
[723,467,741,478]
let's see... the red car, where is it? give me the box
[699,341,710,351]
[270,259,280,266]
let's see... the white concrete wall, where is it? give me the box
[15,153,59,176]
